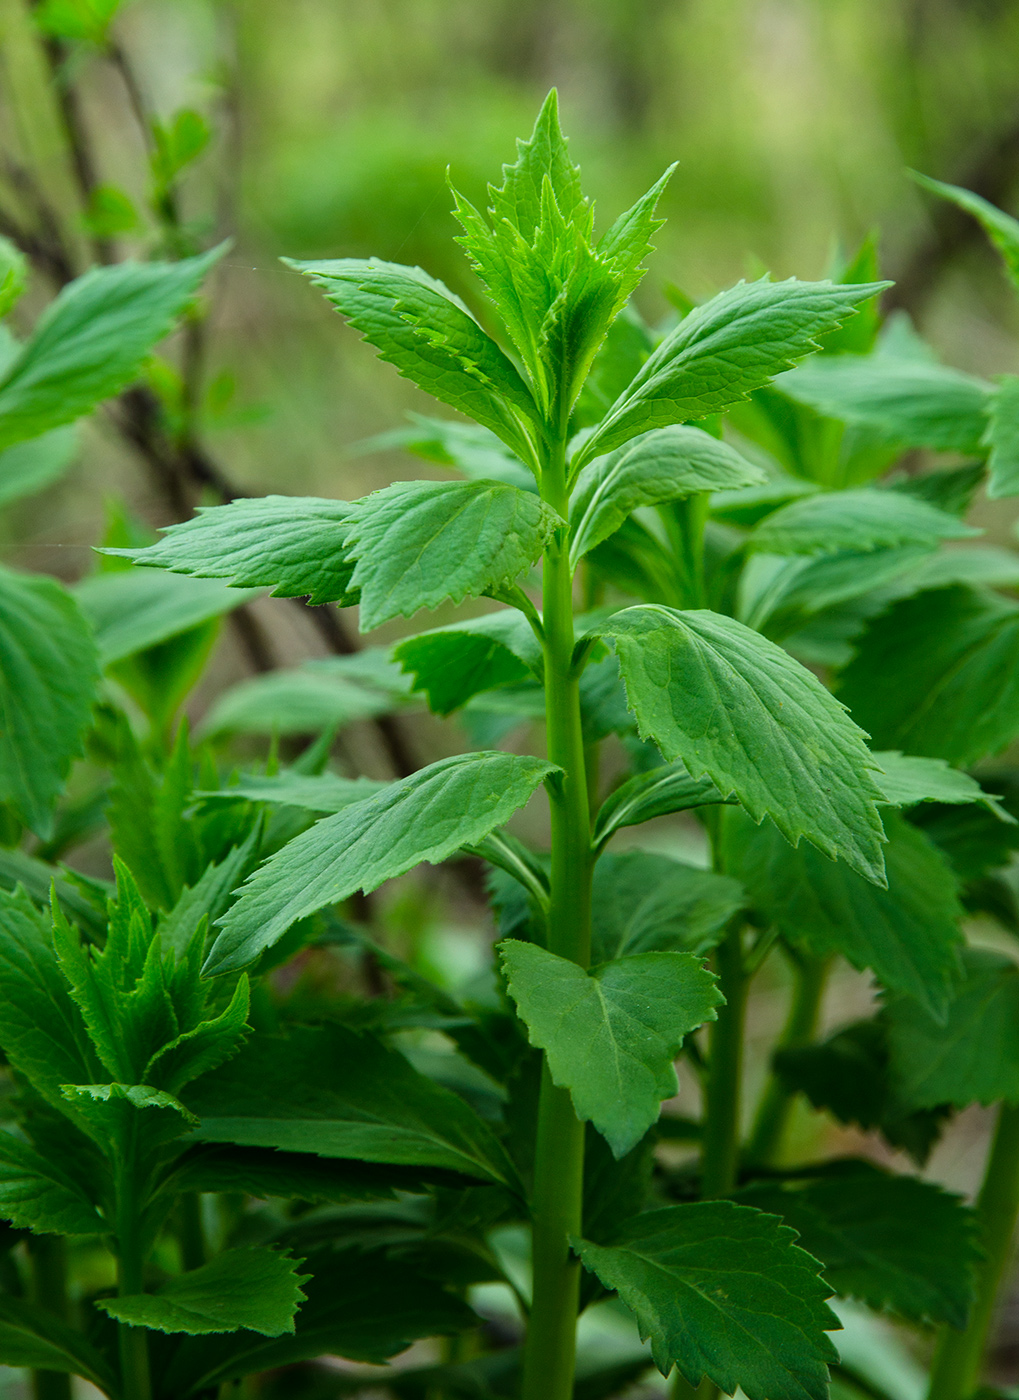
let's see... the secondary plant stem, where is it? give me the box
[700,923,747,1198]
[28,1236,71,1400]
[747,954,830,1166]
[116,1127,152,1400]
[520,437,593,1400]
[927,1101,1019,1400]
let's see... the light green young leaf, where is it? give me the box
[61,1082,198,1152]
[346,479,558,630]
[593,762,730,850]
[355,413,536,489]
[0,426,77,508]
[710,476,819,528]
[186,1022,519,1187]
[198,771,388,815]
[590,852,744,962]
[887,947,1019,1109]
[144,975,250,1095]
[911,172,1019,289]
[872,751,1012,817]
[573,1200,839,1399]
[75,568,261,667]
[570,426,765,564]
[500,939,721,1156]
[838,585,1019,767]
[489,89,585,242]
[985,375,1019,499]
[598,606,887,882]
[721,809,962,1016]
[0,249,222,452]
[0,1295,115,1391]
[575,277,886,467]
[105,495,358,604]
[0,1128,105,1236]
[206,752,555,974]
[157,834,260,959]
[0,567,99,835]
[394,609,542,715]
[199,667,395,738]
[286,258,539,460]
[100,1247,307,1337]
[748,489,977,557]
[774,355,991,454]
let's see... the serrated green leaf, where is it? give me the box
[597,605,887,882]
[986,375,1019,498]
[838,585,1019,767]
[199,667,395,738]
[872,751,1012,816]
[737,1163,976,1327]
[593,762,730,850]
[490,89,585,243]
[143,975,249,1095]
[62,1081,197,1153]
[573,1200,839,1399]
[570,426,765,564]
[887,947,1019,1108]
[576,278,886,467]
[0,249,222,451]
[748,488,976,557]
[355,413,536,489]
[198,771,387,815]
[500,940,720,1156]
[0,426,77,508]
[0,1127,105,1236]
[185,1022,518,1187]
[75,568,261,667]
[590,852,744,961]
[287,258,539,459]
[0,1295,115,1391]
[346,479,558,630]
[721,809,961,1015]
[106,495,358,604]
[156,833,260,959]
[0,567,99,835]
[172,1143,407,1203]
[206,752,554,974]
[394,609,542,715]
[100,1247,307,1336]
[912,172,1019,290]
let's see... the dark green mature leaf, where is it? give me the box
[0,848,105,939]
[598,606,887,882]
[749,489,976,557]
[574,1201,839,1399]
[500,940,720,1156]
[0,249,222,451]
[0,426,77,507]
[774,355,991,453]
[0,1295,115,1391]
[0,567,99,834]
[101,1248,307,1336]
[76,568,261,667]
[200,668,395,738]
[887,947,1019,1109]
[575,277,885,467]
[186,1022,518,1187]
[570,426,765,563]
[346,479,557,631]
[394,609,542,715]
[722,810,961,1015]
[737,1163,976,1327]
[355,413,536,489]
[838,585,1019,767]
[593,762,729,850]
[986,375,1019,498]
[872,751,1011,817]
[912,172,1019,289]
[590,852,744,961]
[0,1128,104,1235]
[106,496,358,604]
[286,258,539,460]
[891,461,988,517]
[207,752,554,974]
[172,1143,409,1203]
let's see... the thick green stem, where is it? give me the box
[29,1236,71,1400]
[927,1102,1019,1400]
[116,1127,152,1400]
[700,925,747,1199]
[747,954,829,1166]
[520,446,592,1400]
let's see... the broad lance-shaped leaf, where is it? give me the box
[590,852,745,962]
[887,947,1019,1109]
[207,752,555,974]
[871,751,1013,818]
[721,809,962,1017]
[185,1021,519,1187]
[597,605,887,883]
[100,1248,308,1337]
[838,585,1019,767]
[0,248,222,451]
[198,771,388,815]
[573,1201,839,1400]
[985,375,1019,499]
[569,425,765,564]
[737,1163,976,1328]
[574,277,886,468]
[748,488,977,557]
[0,567,99,835]
[593,761,731,850]
[199,668,396,739]
[500,940,721,1157]
[345,479,558,630]
[105,496,358,604]
[394,609,542,715]
[912,171,1019,290]
[286,257,540,460]
[0,1296,116,1391]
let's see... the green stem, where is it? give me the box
[927,1101,1019,1400]
[520,443,593,1400]
[747,954,829,1166]
[700,924,747,1199]
[28,1236,71,1400]
[116,1126,152,1400]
